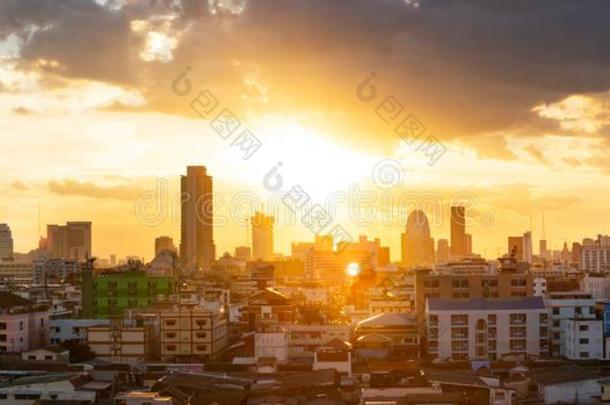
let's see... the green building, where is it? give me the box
[81,265,176,319]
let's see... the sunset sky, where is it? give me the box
[1,0,610,261]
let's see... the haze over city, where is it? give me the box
[1,0,610,261]
[2,1,610,404]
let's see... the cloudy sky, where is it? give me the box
[1,0,610,261]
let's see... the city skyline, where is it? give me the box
[1,1,609,260]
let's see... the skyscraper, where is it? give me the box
[180,166,215,271]
[523,231,533,263]
[539,239,548,260]
[450,206,466,258]
[46,221,92,262]
[465,233,473,255]
[251,211,274,261]
[0,224,14,260]
[436,239,449,262]
[401,210,435,268]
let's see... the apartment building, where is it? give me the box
[546,292,596,357]
[563,318,604,360]
[414,265,533,329]
[426,297,548,361]
[582,235,610,273]
[283,324,351,358]
[240,288,295,332]
[160,309,228,362]
[0,292,50,352]
[88,322,153,364]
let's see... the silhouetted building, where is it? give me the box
[180,166,215,271]
[436,239,449,262]
[252,212,274,261]
[0,224,14,260]
[401,210,434,268]
[155,236,177,256]
[450,206,466,258]
[46,221,92,262]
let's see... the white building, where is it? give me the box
[0,292,50,352]
[254,332,288,361]
[88,323,153,364]
[582,275,610,299]
[427,297,548,361]
[533,276,547,297]
[0,373,96,404]
[563,318,604,360]
[546,292,596,357]
[530,365,602,405]
[21,347,69,362]
[582,235,610,273]
[49,319,110,345]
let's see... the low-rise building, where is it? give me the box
[21,347,69,362]
[49,319,110,345]
[563,318,604,360]
[115,391,173,405]
[529,365,602,404]
[284,324,351,358]
[0,373,97,404]
[88,322,153,364]
[160,308,227,362]
[313,339,352,377]
[427,297,548,361]
[354,313,420,359]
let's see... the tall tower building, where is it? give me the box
[251,212,274,261]
[46,222,92,262]
[0,224,14,260]
[180,166,215,271]
[523,231,533,263]
[401,210,435,268]
[436,239,449,263]
[450,206,466,258]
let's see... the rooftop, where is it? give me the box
[529,365,601,385]
[428,297,545,311]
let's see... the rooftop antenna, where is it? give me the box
[542,212,546,240]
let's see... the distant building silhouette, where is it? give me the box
[450,206,466,258]
[155,236,177,256]
[251,212,274,261]
[401,210,434,268]
[436,238,449,262]
[0,224,14,260]
[180,166,215,271]
[46,221,91,262]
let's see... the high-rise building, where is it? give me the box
[401,210,434,268]
[465,233,472,255]
[436,239,449,262]
[155,236,177,256]
[582,235,610,273]
[46,222,92,262]
[508,236,524,261]
[251,212,274,261]
[450,206,466,258]
[0,224,14,260]
[180,166,215,271]
[540,239,548,260]
[523,231,533,263]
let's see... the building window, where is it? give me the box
[488,314,496,325]
[166,345,176,352]
[580,338,589,344]
[195,319,208,327]
[580,351,590,358]
[509,313,526,324]
[429,315,438,326]
[165,320,176,326]
[451,314,468,326]
[451,327,468,339]
[510,339,527,351]
[579,325,589,331]
[552,308,560,315]
[196,344,208,351]
[452,280,469,289]
[511,279,527,287]
[166,332,176,338]
[196,332,208,339]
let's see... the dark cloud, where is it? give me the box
[3,0,610,149]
